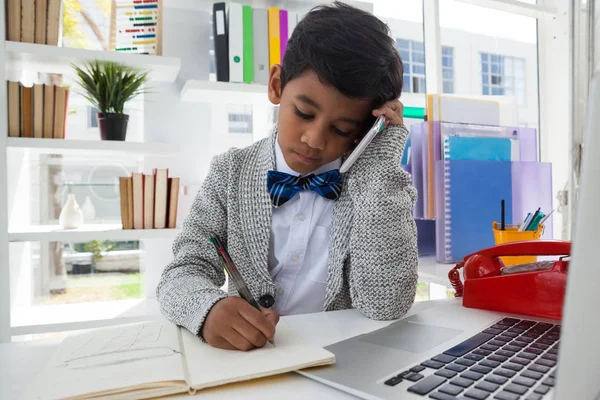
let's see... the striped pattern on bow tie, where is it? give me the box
[266,170,342,208]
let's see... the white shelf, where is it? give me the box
[6,138,179,157]
[5,41,181,82]
[180,80,268,103]
[11,299,160,336]
[8,224,181,242]
[417,256,455,288]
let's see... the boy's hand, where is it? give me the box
[372,99,404,127]
[201,297,279,351]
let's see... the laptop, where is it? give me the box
[298,74,600,400]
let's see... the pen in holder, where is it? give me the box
[492,221,544,267]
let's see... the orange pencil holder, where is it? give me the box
[492,221,544,267]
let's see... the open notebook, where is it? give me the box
[20,319,335,400]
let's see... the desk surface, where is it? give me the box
[0,300,450,400]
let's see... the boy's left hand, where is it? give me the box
[372,100,404,128]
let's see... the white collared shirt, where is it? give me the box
[267,138,341,316]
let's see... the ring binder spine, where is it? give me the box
[443,137,452,263]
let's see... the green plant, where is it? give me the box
[83,240,116,264]
[72,60,150,114]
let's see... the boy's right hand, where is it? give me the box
[201,297,279,351]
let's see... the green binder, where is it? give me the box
[243,5,254,83]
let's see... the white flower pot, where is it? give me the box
[59,194,84,229]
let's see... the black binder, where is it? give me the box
[213,3,230,82]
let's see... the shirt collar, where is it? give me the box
[275,137,342,177]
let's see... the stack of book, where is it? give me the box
[213,2,300,85]
[6,82,69,139]
[111,0,162,55]
[6,0,63,45]
[119,169,180,230]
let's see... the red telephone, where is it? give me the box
[448,240,571,321]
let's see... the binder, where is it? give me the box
[252,8,269,85]
[409,127,425,219]
[242,5,254,83]
[228,2,244,82]
[435,159,513,263]
[425,94,502,218]
[268,8,281,68]
[213,3,229,82]
[279,9,288,62]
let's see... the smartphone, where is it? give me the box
[339,116,386,174]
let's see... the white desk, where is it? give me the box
[0,299,452,400]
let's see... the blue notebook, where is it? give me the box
[441,160,513,262]
[445,136,512,161]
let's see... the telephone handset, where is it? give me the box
[449,240,571,320]
[339,116,386,174]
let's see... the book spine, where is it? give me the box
[6,0,21,42]
[213,3,229,82]
[279,9,288,62]
[267,8,280,68]
[252,9,269,85]
[242,5,254,83]
[228,2,244,83]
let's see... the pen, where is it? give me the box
[518,213,532,232]
[526,208,541,231]
[208,232,275,347]
[539,209,554,226]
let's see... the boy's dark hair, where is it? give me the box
[281,1,403,109]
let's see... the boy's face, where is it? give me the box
[268,66,372,174]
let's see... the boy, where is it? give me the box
[157,2,418,351]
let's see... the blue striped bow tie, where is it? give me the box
[267,170,342,208]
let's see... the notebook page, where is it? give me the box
[183,320,335,391]
[20,320,187,400]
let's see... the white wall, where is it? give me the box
[596,3,600,73]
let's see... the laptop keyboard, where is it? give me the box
[383,318,560,399]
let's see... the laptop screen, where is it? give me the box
[555,73,600,399]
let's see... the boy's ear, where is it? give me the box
[267,65,282,105]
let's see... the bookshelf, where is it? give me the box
[5,41,181,82]
[8,224,181,243]
[7,138,180,157]
[0,37,184,340]
[11,298,159,336]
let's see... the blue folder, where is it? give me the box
[445,160,513,261]
[445,136,512,161]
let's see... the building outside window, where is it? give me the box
[397,39,454,94]
[481,53,526,105]
[397,39,426,93]
[442,46,454,94]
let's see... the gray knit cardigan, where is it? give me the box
[156,124,418,337]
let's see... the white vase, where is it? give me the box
[81,196,96,220]
[59,194,84,229]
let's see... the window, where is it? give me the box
[87,106,99,128]
[442,47,454,94]
[227,105,253,134]
[481,53,526,105]
[396,39,426,93]
[396,39,454,94]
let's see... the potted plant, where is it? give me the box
[72,61,149,141]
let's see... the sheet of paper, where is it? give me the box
[439,95,500,126]
[19,320,187,400]
[182,320,335,390]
